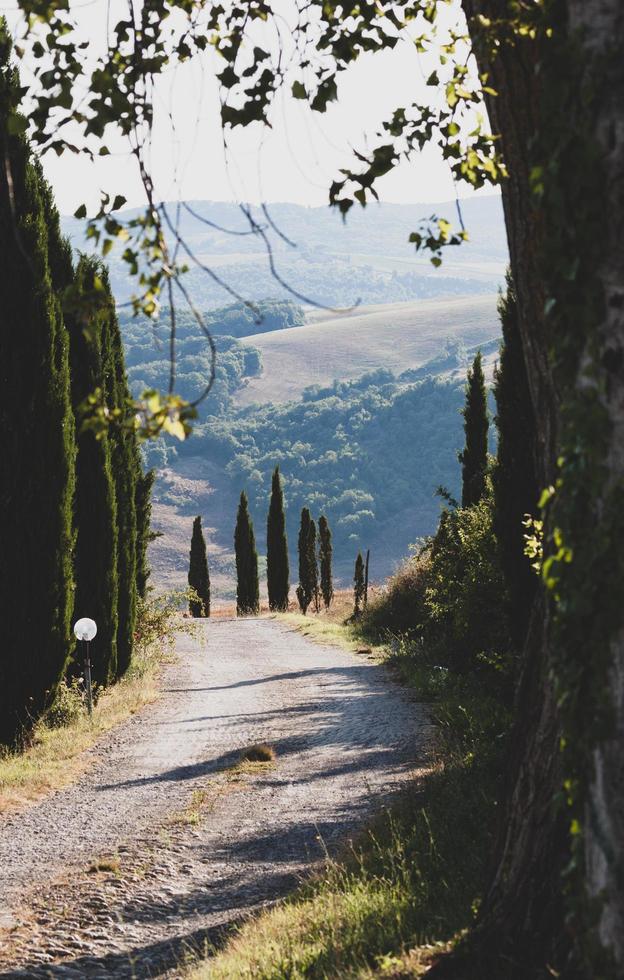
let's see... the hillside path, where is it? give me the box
[0,618,431,979]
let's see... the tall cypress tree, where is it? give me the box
[105,278,141,677]
[188,516,211,617]
[135,468,155,599]
[458,350,489,507]
[318,515,334,610]
[235,491,259,615]
[309,517,319,613]
[0,22,76,744]
[493,275,539,648]
[266,466,289,611]
[296,507,318,615]
[66,256,119,688]
[353,552,365,616]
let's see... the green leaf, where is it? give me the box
[7,114,28,135]
[74,203,87,219]
[291,80,307,99]
[112,194,127,211]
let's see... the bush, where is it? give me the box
[360,552,431,638]
[359,492,513,699]
[423,495,511,676]
[44,677,86,729]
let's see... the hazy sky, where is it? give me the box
[11,2,498,215]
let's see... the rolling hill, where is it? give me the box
[80,195,509,600]
[236,295,499,406]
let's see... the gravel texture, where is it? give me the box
[0,618,431,978]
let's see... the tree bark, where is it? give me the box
[428,1,624,975]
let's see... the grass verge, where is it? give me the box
[188,624,508,980]
[275,591,378,653]
[0,635,169,815]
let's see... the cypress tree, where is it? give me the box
[135,468,155,599]
[458,350,489,507]
[318,514,334,609]
[353,552,365,616]
[0,23,76,744]
[493,275,539,648]
[188,516,211,617]
[266,466,289,611]
[105,280,141,677]
[296,507,315,614]
[66,256,119,688]
[234,491,259,615]
[309,517,319,613]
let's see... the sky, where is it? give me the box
[8,1,499,215]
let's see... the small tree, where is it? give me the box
[458,351,489,508]
[318,515,334,610]
[353,552,365,617]
[296,507,317,614]
[188,515,210,617]
[266,466,289,611]
[235,491,259,615]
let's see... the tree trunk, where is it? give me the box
[428,1,624,975]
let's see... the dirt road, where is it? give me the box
[0,618,430,978]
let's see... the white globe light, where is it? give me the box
[74,618,97,642]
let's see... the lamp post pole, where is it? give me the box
[73,618,97,718]
[83,639,93,716]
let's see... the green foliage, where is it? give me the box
[188,516,210,617]
[121,311,262,432]
[266,467,289,612]
[492,275,538,648]
[67,256,119,688]
[182,370,467,565]
[0,23,76,745]
[234,491,259,616]
[459,351,489,508]
[135,468,155,599]
[363,493,510,688]
[353,552,365,617]
[105,271,142,678]
[296,508,317,615]
[362,552,431,637]
[424,496,510,677]
[44,677,86,729]
[318,515,334,610]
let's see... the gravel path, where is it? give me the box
[0,618,431,979]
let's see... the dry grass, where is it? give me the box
[240,743,275,763]
[88,855,121,875]
[274,590,386,655]
[0,643,167,815]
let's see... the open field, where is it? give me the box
[237,294,499,405]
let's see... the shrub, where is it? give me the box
[241,743,275,763]
[360,552,431,638]
[44,677,87,729]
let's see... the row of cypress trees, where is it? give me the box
[188,467,335,617]
[296,509,334,614]
[0,24,152,744]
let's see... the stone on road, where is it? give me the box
[0,618,430,978]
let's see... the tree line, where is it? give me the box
[0,29,152,747]
[187,467,339,618]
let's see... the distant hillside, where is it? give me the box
[126,296,501,596]
[236,294,499,406]
[104,196,507,598]
[63,197,507,310]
